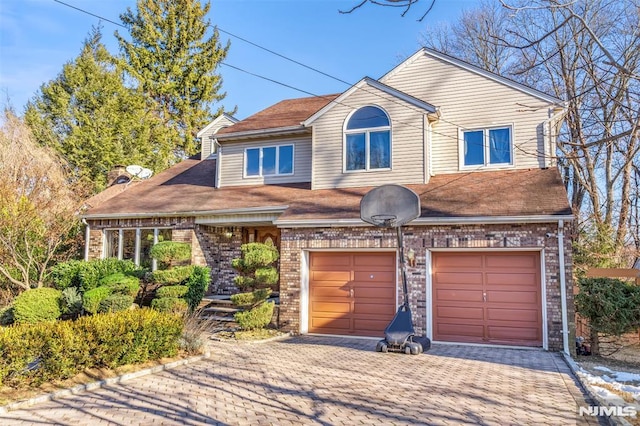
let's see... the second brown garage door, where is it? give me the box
[309,252,396,337]
[432,252,542,347]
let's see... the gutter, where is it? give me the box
[558,219,570,355]
[275,214,575,228]
[82,205,289,221]
[215,125,308,141]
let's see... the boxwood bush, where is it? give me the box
[98,294,135,313]
[12,288,62,324]
[51,258,141,292]
[82,286,113,315]
[0,309,183,387]
[230,289,272,308]
[234,301,275,330]
[151,266,194,285]
[156,285,189,299]
[150,242,191,268]
[100,273,141,297]
[185,266,211,311]
[151,297,188,315]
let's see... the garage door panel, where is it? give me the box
[436,289,483,302]
[353,303,396,315]
[353,319,392,335]
[487,307,539,322]
[436,323,484,339]
[352,286,395,299]
[311,254,351,268]
[434,272,483,285]
[436,306,483,320]
[311,271,350,282]
[486,272,537,286]
[354,254,395,267]
[487,326,540,343]
[311,287,350,298]
[488,290,538,304]
[310,317,350,331]
[433,252,542,347]
[353,271,395,282]
[485,254,537,269]
[435,254,483,269]
[311,301,350,314]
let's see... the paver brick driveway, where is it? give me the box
[2,335,601,425]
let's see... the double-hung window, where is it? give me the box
[461,126,513,168]
[344,106,391,172]
[245,145,294,177]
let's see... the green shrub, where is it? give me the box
[151,297,188,315]
[49,260,84,290]
[0,305,14,326]
[100,273,140,297]
[98,294,135,313]
[150,241,191,267]
[12,288,62,324]
[230,288,272,308]
[185,266,210,311]
[150,266,194,285]
[82,286,113,315]
[156,285,189,298]
[234,301,275,330]
[0,309,183,386]
[231,242,279,291]
[78,259,139,292]
[60,287,83,317]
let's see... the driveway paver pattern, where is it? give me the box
[1,335,603,425]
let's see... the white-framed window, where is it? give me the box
[344,106,391,172]
[103,228,172,270]
[460,125,513,168]
[244,145,294,177]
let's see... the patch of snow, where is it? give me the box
[594,366,614,373]
[613,372,640,383]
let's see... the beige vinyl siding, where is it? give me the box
[219,136,312,187]
[382,54,553,174]
[312,86,426,190]
[199,116,238,158]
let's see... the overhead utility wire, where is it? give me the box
[52,0,550,161]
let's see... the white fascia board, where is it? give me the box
[275,214,575,228]
[381,47,565,106]
[302,77,437,127]
[82,205,289,221]
[196,113,240,138]
[215,125,308,141]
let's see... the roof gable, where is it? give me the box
[380,47,564,105]
[196,113,239,138]
[302,77,437,126]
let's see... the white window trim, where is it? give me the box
[102,227,172,271]
[458,124,515,170]
[243,144,295,178]
[343,106,393,173]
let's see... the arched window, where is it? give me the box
[344,106,391,171]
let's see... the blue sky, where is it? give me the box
[1,0,479,120]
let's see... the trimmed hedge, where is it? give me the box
[150,242,191,266]
[151,297,188,315]
[100,273,141,297]
[98,294,135,313]
[82,287,113,315]
[156,285,189,299]
[230,289,272,308]
[234,301,275,330]
[185,266,210,311]
[51,259,141,292]
[150,266,194,285]
[0,309,183,387]
[12,288,62,324]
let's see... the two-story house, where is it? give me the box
[82,48,574,352]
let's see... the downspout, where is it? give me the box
[82,218,90,261]
[214,139,222,188]
[558,220,570,355]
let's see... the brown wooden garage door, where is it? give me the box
[309,252,396,337]
[432,252,542,347]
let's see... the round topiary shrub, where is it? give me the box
[150,241,191,268]
[99,273,141,297]
[82,286,113,315]
[98,294,135,313]
[151,297,188,315]
[12,288,62,324]
[234,301,275,330]
[156,285,189,299]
